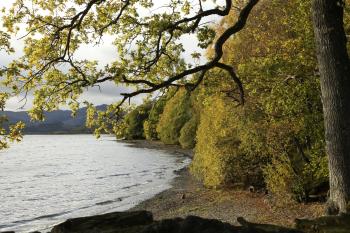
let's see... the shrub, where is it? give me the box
[156,88,191,144]
[143,95,168,140]
[191,95,265,188]
[123,102,152,139]
[264,143,328,203]
[179,113,199,149]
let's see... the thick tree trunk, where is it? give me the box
[312,0,350,214]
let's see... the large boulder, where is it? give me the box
[142,216,241,233]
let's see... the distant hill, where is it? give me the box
[1,105,107,134]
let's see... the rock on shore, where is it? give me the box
[44,211,303,233]
[50,211,153,233]
[48,211,350,233]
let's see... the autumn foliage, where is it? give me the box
[113,0,349,203]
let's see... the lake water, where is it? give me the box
[0,135,190,233]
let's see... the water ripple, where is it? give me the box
[0,135,191,233]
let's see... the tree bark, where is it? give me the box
[312,0,350,214]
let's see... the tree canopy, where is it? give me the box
[1,0,258,122]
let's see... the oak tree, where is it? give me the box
[312,0,350,214]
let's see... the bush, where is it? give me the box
[191,95,265,188]
[156,88,191,144]
[143,95,169,140]
[123,102,152,139]
[143,120,153,140]
[179,113,199,149]
[264,144,328,203]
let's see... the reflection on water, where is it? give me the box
[0,135,190,233]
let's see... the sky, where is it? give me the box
[0,0,225,111]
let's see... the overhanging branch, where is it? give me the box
[8,0,259,114]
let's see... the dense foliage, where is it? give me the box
[157,88,192,145]
[178,112,198,149]
[111,0,333,202]
[143,95,169,140]
[192,94,264,187]
[122,102,152,140]
[192,0,329,201]
[116,0,340,202]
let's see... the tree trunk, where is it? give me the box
[312,0,350,214]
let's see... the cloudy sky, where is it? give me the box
[0,0,224,111]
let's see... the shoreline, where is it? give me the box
[125,140,325,228]
[121,139,194,158]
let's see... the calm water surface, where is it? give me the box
[0,135,190,233]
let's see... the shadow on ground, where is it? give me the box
[36,211,350,233]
